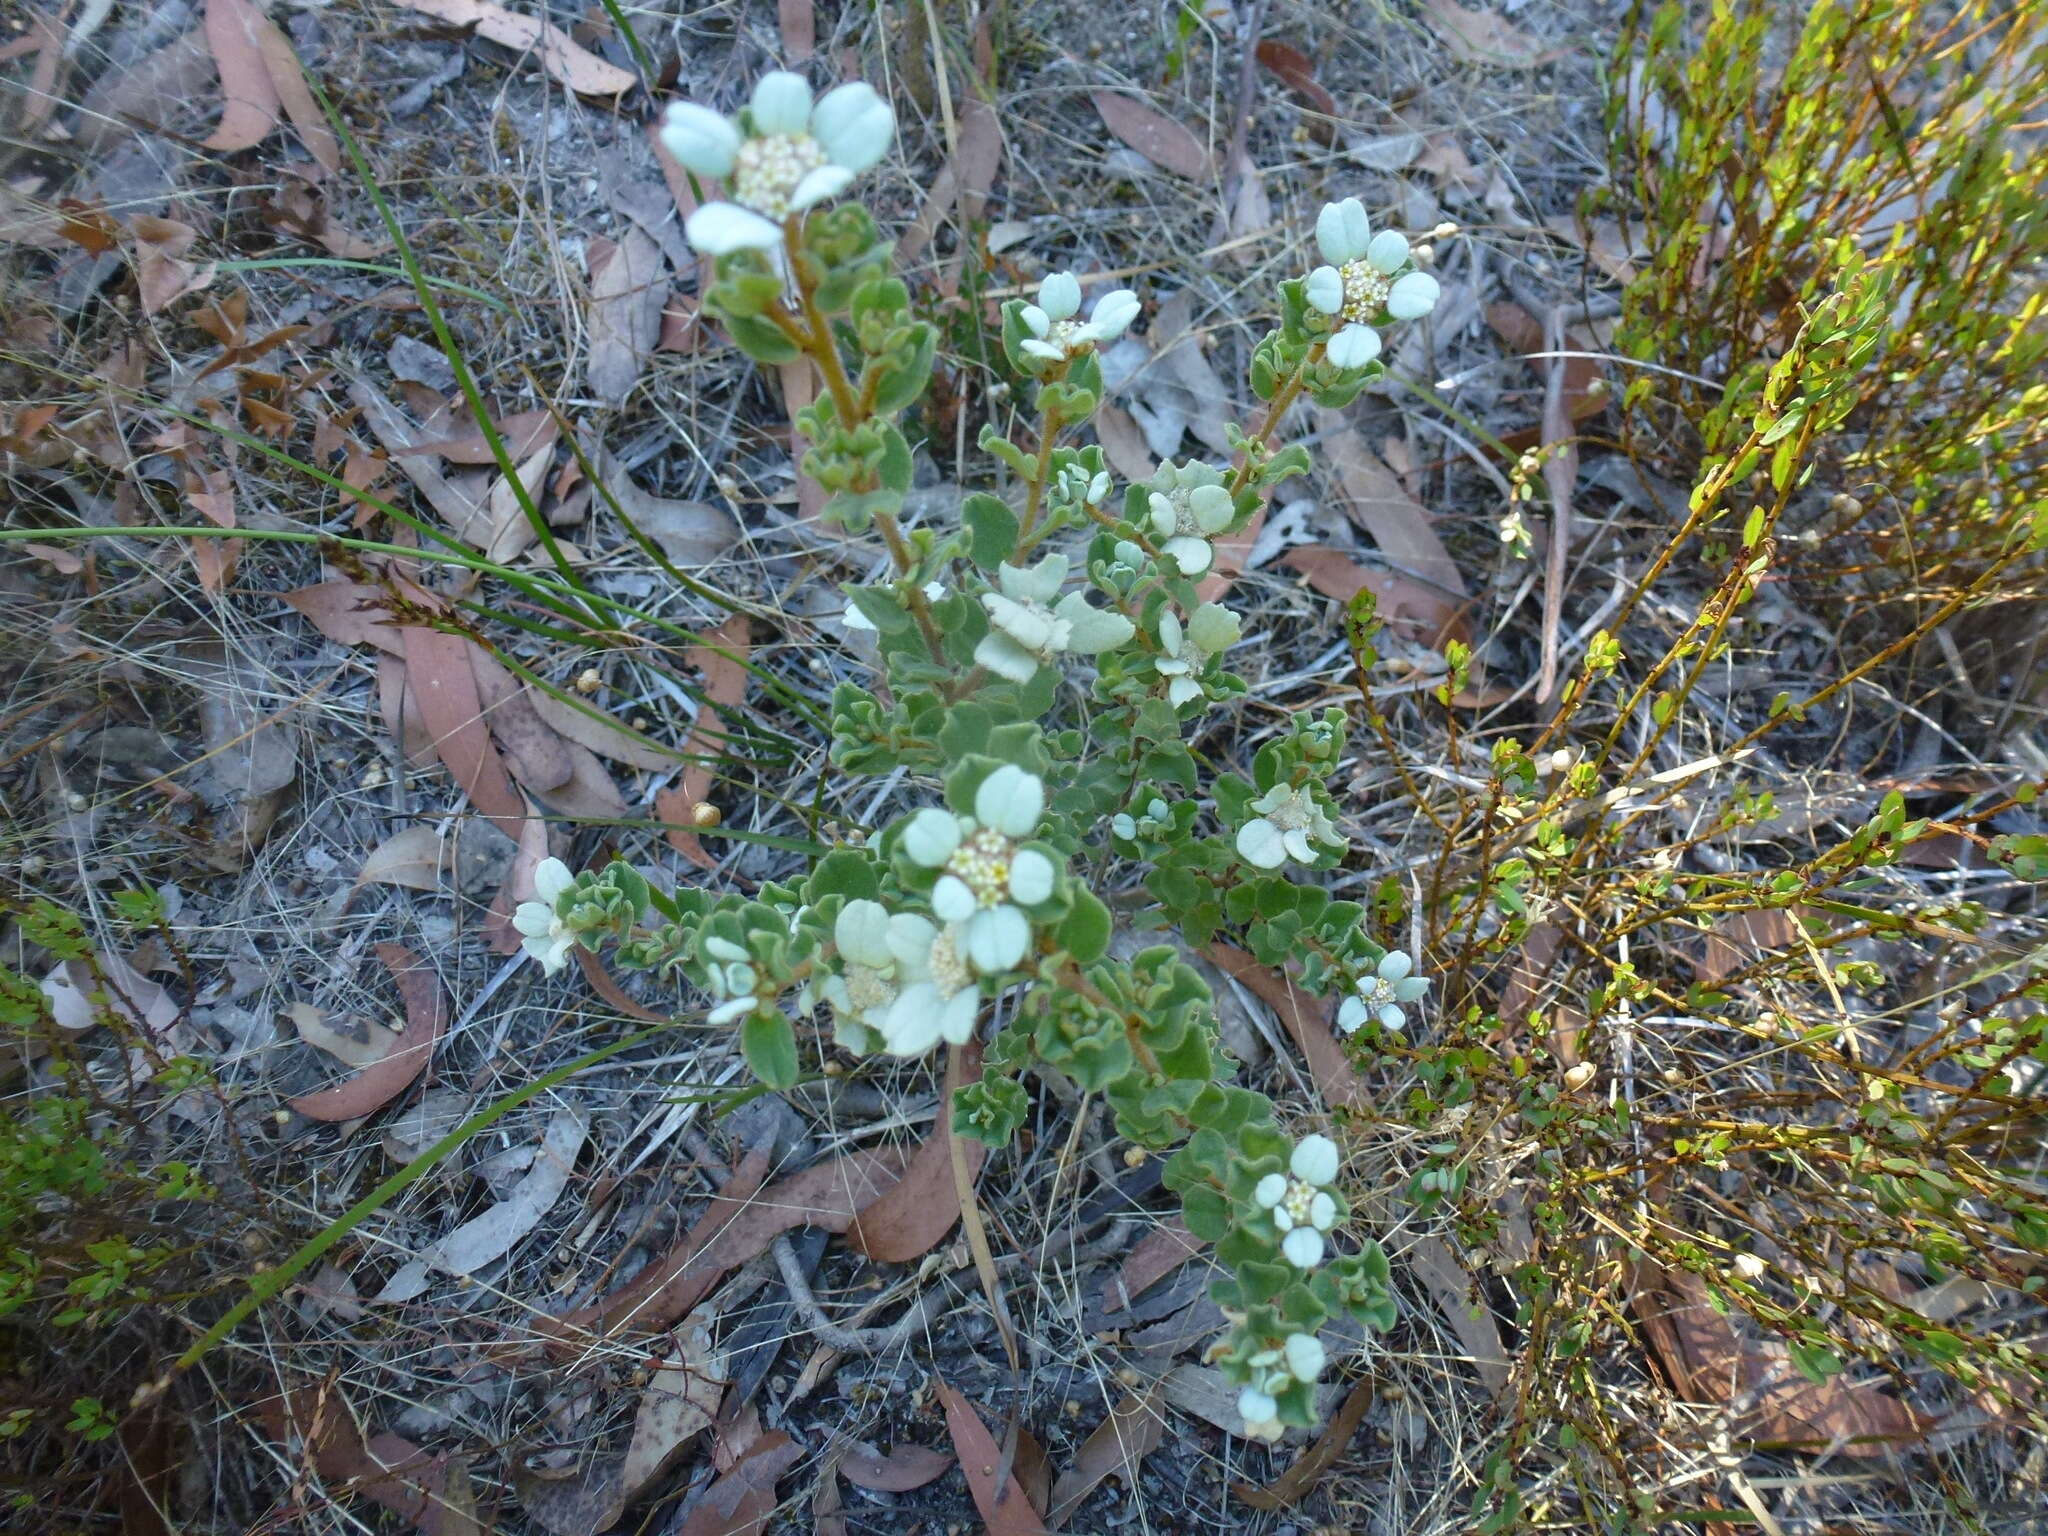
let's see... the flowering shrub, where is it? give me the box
[517,70,1449,1440]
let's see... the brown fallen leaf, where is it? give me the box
[676,1431,803,1536]
[289,944,448,1122]
[1092,404,1157,484]
[586,230,666,407]
[263,1390,460,1536]
[1103,1217,1207,1314]
[527,685,674,771]
[393,0,636,96]
[897,92,1006,271]
[350,376,492,538]
[355,825,458,892]
[131,216,214,316]
[1320,414,1469,599]
[1484,301,1607,429]
[1232,1375,1374,1510]
[464,437,557,563]
[467,647,573,793]
[848,1039,984,1261]
[1629,1261,1926,1455]
[1279,544,1468,651]
[1091,90,1212,180]
[1253,39,1337,131]
[1424,0,1562,70]
[837,1441,954,1493]
[1695,908,1806,985]
[400,622,529,841]
[187,645,299,865]
[1205,943,1367,1111]
[254,20,340,172]
[596,446,740,568]
[1046,1390,1165,1527]
[74,33,218,154]
[934,1379,1049,1536]
[549,1144,910,1348]
[623,1324,730,1496]
[285,579,403,655]
[201,0,282,153]
[1406,1236,1511,1397]
[778,0,815,60]
[399,410,555,465]
[657,615,752,870]
[41,953,180,1034]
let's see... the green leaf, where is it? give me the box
[962,492,1020,570]
[846,585,913,633]
[1057,888,1112,962]
[742,1012,801,1090]
[722,312,800,364]
[1180,1184,1229,1241]
[807,850,879,902]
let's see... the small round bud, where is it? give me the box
[1562,1061,1597,1093]
[67,791,88,811]
[692,802,722,828]
[1122,1147,1147,1169]
[20,854,46,876]
[575,668,603,694]
[715,473,741,500]
[1410,243,1435,266]
[1431,221,1459,240]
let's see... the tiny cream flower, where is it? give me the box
[900,766,1056,973]
[1254,1134,1343,1269]
[1336,950,1431,1034]
[1018,271,1142,362]
[670,72,896,255]
[511,857,578,974]
[1143,460,1236,575]
[975,553,1135,682]
[1235,783,1343,870]
[698,934,762,1023]
[821,898,934,1053]
[877,914,981,1056]
[1154,602,1242,707]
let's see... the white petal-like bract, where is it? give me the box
[684,201,784,254]
[660,103,741,179]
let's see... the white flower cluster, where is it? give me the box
[1254,1133,1343,1269]
[1304,197,1440,369]
[1237,1331,1328,1443]
[1017,271,1140,363]
[975,553,1136,683]
[1143,460,1235,576]
[820,768,1056,1058]
[1236,783,1344,871]
[1155,602,1241,707]
[512,858,578,974]
[1336,950,1430,1033]
[661,72,895,255]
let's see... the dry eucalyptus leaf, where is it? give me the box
[621,1323,729,1496]
[355,825,455,893]
[391,0,636,96]
[375,1107,588,1301]
[289,1002,401,1072]
[586,228,666,407]
[1090,90,1212,180]
[41,954,179,1034]
[382,1087,473,1164]
[596,447,739,567]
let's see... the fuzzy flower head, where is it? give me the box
[1155,602,1242,707]
[975,552,1136,683]
[511,858,579,974]
[1236,782,1344,871]
[1336,950,1430,1034]
[821,898,937,1053]
[1018,272,1142,363]
[664,72,895,255]
[1303,197,1440,367]
[874,913,981,1057]
[1144,460,1236,576]
[900,765,1057,974]
[1253,1133,1343,1269]
[1236,1330,1330,1439]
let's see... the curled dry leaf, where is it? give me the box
[1102,1216,1207,1314]
[934,1379,1049,1536]
[675,1432,803,1536]
[252,21,340,173]
[262,1390,459,1536]
[837,1441,954,1493]
[288,943,447,1122]
[1205,942,1367,1111]
[131,215,214,316]
[392,0,636,97]
[1320,416,1469,599]
[1407,1235,1512,1396]
[400,622,529,841]
[375,1107,587,1301]
[1254,39,1338,128]
[1090,91,1212,180]
[1280,543,1468,651]
[527,685,674,772]
[657,615,752,871]
[597,447,740,569]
